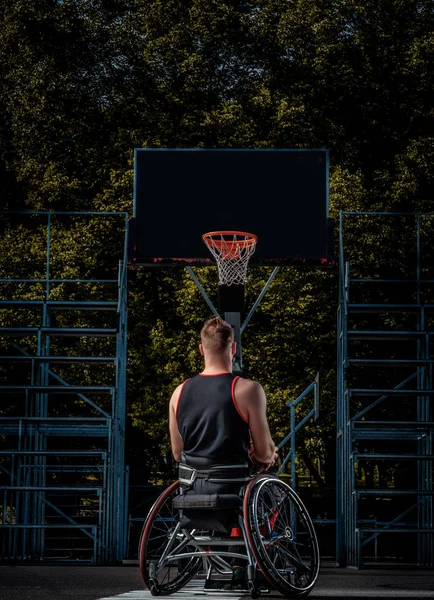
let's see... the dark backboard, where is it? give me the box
[129,148,333,266]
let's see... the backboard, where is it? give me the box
[128,148,333,266]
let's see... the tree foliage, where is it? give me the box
[0,0,434,485]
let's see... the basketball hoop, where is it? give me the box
[202,231,257,286]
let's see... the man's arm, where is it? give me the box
[236,379,278,466]
[169,384,184,462]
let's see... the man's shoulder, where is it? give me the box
[170,380,189,405]
[237,375,260,384]
[236,377,263,393]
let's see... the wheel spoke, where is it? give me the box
[273,539,308,568]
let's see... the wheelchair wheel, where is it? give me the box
[244,475,320,597]
[139,481,201,595]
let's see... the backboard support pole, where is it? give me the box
[241,267,280,334]
[186,267,283,377]
[224,312,243,375]
[186,267,219,317]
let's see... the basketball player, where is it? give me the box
[169,316,278,587]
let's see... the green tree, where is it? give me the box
[0,0,433,487]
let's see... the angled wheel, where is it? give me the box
[139,481,202,595]
[244,475,320,597]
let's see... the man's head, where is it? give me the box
[200,317,235,357]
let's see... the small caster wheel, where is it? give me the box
[149,573,160,597]
[248,581,261,599]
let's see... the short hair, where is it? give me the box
[200,317,234,353]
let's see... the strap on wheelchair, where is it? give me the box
[179,463,250,486]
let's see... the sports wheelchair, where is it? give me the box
[139,462,320,598]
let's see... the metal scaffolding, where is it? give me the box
[337,212,434,567]
[0,212,128,563]
[277,374,320,491]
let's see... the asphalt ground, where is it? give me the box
[1,565,434,600]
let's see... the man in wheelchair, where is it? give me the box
[140,317,320,597]
[168,317,277,589]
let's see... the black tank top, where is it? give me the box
[176,373,250,464]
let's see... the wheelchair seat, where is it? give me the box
[173,493,242,510]
[175,456,249,532]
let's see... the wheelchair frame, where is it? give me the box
[139,473,320,598]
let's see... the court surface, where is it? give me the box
[1,565,434,600]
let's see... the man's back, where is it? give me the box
[169,317,277,468]
[176,373,250,464]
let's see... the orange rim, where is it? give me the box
[202,231,257,259]
[202,230,257,244]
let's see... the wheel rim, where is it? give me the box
[139,481,201,593]
[245,476,320,595]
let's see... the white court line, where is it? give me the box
[97,580,253,600]
[96,581,434,599]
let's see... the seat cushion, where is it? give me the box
[173,493,242,510]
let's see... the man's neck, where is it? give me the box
[201,357,233,374]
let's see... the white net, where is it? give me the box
[202,231,257,286]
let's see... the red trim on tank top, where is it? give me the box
[199,372,232,376]
[174,379,190,416]
[231,376,248,423]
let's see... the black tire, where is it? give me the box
[244,475,320,597]
[139,481,202,595]
[248,581,261,599]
